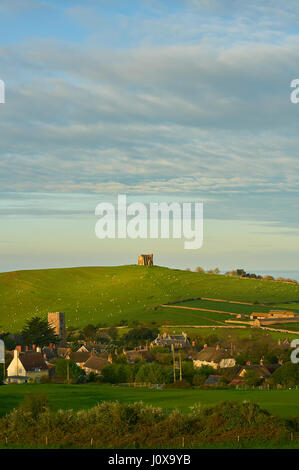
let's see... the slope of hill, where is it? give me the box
[1,265,299,332]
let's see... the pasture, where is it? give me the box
[0,384,299,419]
[1,265,299,331]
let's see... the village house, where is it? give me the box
[151,332,190,349]
[66,350,92,368]
[237,362,271,380]
[77,343,108,354]
[123,347,148,363]
[193,344,236,370]
[83,354,112,375]
[6,348,49,384]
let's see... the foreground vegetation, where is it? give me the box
[1,265,299,331]
[0,395,298,449]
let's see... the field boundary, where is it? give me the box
[160,304,240,317]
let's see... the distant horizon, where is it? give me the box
[1,263,298,282]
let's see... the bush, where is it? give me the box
[0,400,291,448]
[164,379,191,388]
[19,393,49,419]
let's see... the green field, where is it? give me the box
[156,306,233,325]
[175,299,270,315]
[1,265,299,332]
[0,384,299,419]
[163,326,299,341]
[267,323,299,332]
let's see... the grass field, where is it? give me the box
[1,265,299,332]
[173,299,270,315]
[266,323,299,332]
[156,306,234,325]
[0,384,299,419]
[162,326,299,341]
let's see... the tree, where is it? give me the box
[0,333,16,351]
[195,266,205,273]
[236,352,247,366]
[194,365,214,379]
[123,327,159,346]
[271,362,299,387]
[182,361,195,383]
[101,363,132,384]
[55,359,83,380]
[135,363,169,384]
[107,327,118,340]
[243,369,262,387]
[21,316,58,347]
[81,324,97,341]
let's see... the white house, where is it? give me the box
[6,349,49,383]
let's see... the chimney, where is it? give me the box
[14,348,20,360]
[16,345,22,353]
[204,344,208,349]
[32,344,36,352]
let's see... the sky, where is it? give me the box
[0,0,299,273]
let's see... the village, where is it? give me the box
[1,309,296,389]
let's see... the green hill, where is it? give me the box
[1,265,299,332]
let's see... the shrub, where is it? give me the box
[19,393,49,419]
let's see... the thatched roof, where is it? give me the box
[194,346,233,363]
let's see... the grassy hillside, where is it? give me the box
[1,265,299,332]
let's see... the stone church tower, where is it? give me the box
[48,312,66,337]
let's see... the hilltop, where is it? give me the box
[1,265,299,332]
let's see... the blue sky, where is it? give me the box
[0,0,299,273]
